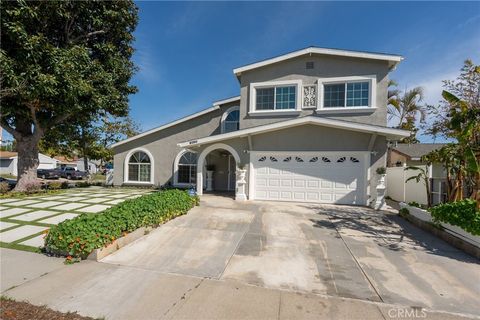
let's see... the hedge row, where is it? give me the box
[428,199,480,236]
[45,189,199,258]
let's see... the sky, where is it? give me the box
[128,1,479,143]
[2,1,479,144]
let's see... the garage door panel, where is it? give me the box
[253,152,366,205]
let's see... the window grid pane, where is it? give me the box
[224,121,239,133]
[256,88,274,110]
[128,164,139,181]
[178,164,197,184]
[324,84,346,108]
[275,86,296,109]
[346,82,369,107]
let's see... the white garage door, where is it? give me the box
[251,152,368,205]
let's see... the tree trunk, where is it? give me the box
[83,156,89,174]
[15,135,41,192]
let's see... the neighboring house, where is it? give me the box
[386,143,448,205]
[388,143,447,167]
[0,151,57,176]
[111,46,410,206]
[54,156,98,173]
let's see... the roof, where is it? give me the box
[233,46,404,76]
[111,96,241,149]
[392,143,448,160]
[54,156,78,164]
[178,116,410,148]
[0,151,17,159]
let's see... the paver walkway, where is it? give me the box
[0,187,150,250]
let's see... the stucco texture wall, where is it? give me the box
[238,54,390,129]
[112,102,238,186]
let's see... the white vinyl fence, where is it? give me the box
[386,166,428,205]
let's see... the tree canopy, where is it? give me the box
[0,0,138,190]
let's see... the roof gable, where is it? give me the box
[392,143,448,159]
[233,47,403,76]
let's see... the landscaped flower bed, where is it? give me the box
[44,189,199,259]
[429,199,480,236]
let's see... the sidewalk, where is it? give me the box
[1,249,476,320]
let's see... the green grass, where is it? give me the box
[0,174,16,179]
[0,189,67,199]
[0,241,41,253]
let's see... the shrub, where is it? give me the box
[48,181,63,190]
[399,207,409,217]
[61,181,69,189]
[376,166,386,175]
[0,182,10,194]
[428,199,480,236]
[23,180,42,193]
[45,189,199,258]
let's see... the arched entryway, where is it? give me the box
[197,143,241,198]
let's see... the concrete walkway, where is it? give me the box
[2,255,476,320]
[2,195,479,319]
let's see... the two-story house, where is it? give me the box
[111,47,409,206]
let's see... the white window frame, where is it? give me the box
[317,75,377,113]
[173,149,198,187]
[249,79,302,115]
[220,105,240,133]
[123,148,154,184]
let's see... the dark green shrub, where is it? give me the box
[429,199,480,236]
[61,181,69,189]
[45,189,199,258]
[399,207,409,217]
[48,181,63,190]
[0,182,10,194]
[408,201,420,208]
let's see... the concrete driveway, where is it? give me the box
[100,195,480,316]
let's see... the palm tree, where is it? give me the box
[387,82,426,143]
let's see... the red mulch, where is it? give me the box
[0,298,93,320]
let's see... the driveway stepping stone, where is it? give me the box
[0,225,47,243]
[0,221,17,230]
[105,199,126,205]
[108,194,131,199]
[28,201,65,208]
[51,203,89,211]
[40,195,69,201]
[61,197,89,202]
[20,234,46,247]
[88,193,111,197]
[0,208,32,218]
[7,200,42,206]
[0,199,20,204]
[13,210,59,222]
[82,198,109,204]
[40,213,79,225]
[79,204,110,213]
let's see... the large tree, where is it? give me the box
[387,82,426,143]
[0,0,138,190]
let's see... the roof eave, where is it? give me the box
[178,117,410,148]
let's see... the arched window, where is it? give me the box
[128,151,151,182]
[177,152,197,184]
[221,106,240,133]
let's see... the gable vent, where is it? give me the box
[306,61,314,69]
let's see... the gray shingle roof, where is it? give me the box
[393,143,448,159]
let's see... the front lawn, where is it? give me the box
[45,189,199,259]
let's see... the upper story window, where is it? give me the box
[249,80,302,114]
[256,86,296,110]
[318,75,376,112]
[324,82,369,108]
[221,106,240,133]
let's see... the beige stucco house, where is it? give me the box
[111,47,410,206]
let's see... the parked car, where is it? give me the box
[37,168,60,179]
[59,167,87,180]
[0,177,16,190]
